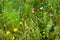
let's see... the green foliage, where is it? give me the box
[0,0,60,40]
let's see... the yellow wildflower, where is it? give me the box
[12,36,15,40]
[0,14,2,16]
[20,22,23,24]
[13,28,18,32]
[6,31,10,35]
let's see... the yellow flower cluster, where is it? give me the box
[13,28,18,32]
[5,27,18,40]
[20,22,23,24]
[6,27,18,35]
[6,31,10,35]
